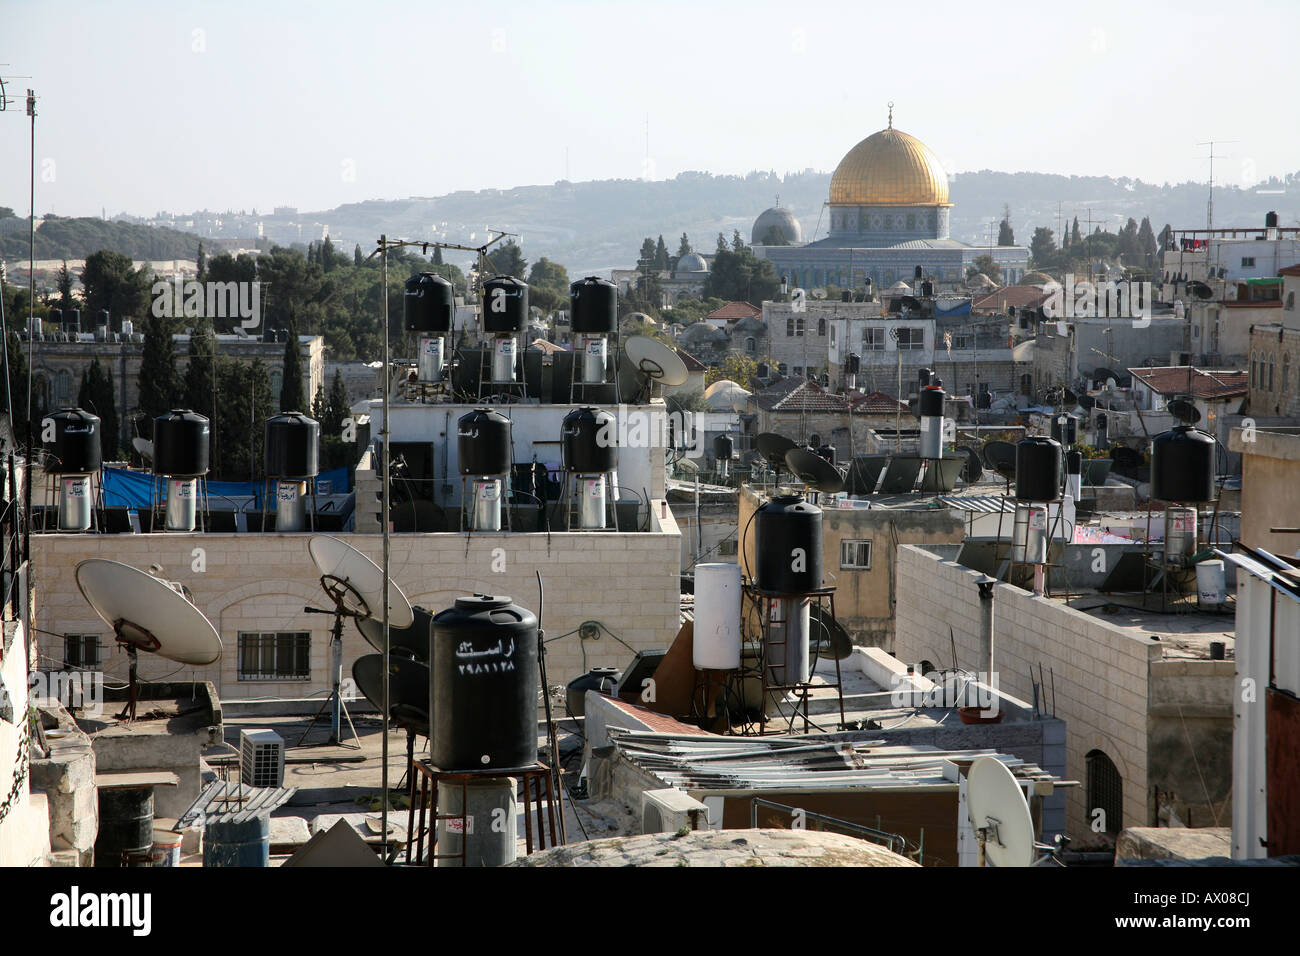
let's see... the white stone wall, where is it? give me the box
[893,545,1160,839]
[32,527,682,699]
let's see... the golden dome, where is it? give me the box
[829,126,951,206]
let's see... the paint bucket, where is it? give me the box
[203,815,270,868]
[151,829,183,867]
[1196,559,1227,605]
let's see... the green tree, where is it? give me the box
[77,358,119,461]
[654,235,669,271]
[490,240,527,279]
[966,255,1003,283]
[716,233,728,254]
[1071,217,1082,247]
[80,250,152,324]
[137,312,181,430]
[196,242,206,281]
[325,369,350,432]
[56,260,74,310]
[704,247,781,306]
[211,357,274,481]
[705,353,771,392]
[1138,217,1158,272]
[527,257,569,295]
[677,233,692,258]
[280,317,306,412]
[1157,223,1173,252]
[1029,227,1057,268]
[354,243,364,267]
[997,206,1015,246]
[638,237,656,269]
[183,318,217,421]
[732,230,745,253]
[2,330,31,439]
[432,246,443,266]
[256,246,323,335]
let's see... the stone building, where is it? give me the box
[1244,264,1300,419]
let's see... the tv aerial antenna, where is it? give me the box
[1195,139,1239,231]
[965,755,1066,867]
[75,560,222,722]
[301,535,413,749]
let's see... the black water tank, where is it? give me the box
[482,275,528,333]
[921,279,934,297]
[847,353,861,375]
[97,308,110,331]
[565,667,619,719]
[66,309,80,332]
[153,409,210,477]
[431,594,539,771]
[1152,425,1215,502]
[1266,211,1279,228]
[816,445,836,465]
[1066,449,1082,476]
[1050,414,1078,447]
[1015,436,1062,502]
[919,368,932,389]
[458,408,512,476]
[44,407,101,474]
[569,276,618,334]
[404,272,455,333]
[562,407,617,473]
[48,308,62,326]
[713,434,734,461]
[754,495,823,593]
[919,386,945,418]
[95,787,153,867]
[265,411,320,478]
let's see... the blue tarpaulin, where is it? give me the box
[100,466,352,509]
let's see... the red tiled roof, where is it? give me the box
[1127,366,1248,399]
[848,389,910,414]
[756,377,850,413]
[705,301,763,322]
[971,287,1051,312]
[1279,264,1300,277]
[675,347,706,371]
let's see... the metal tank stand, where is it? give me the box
[992,495,1071,601]
[404,761,560,866]
[690,668,741,732]
[477,336,529,403]
[39,470,105,534]
[146,475,211,532]
[744,584,846,736]
[560,470,616,531]
[260,476,319,533]
[458,476,512,533]
[568,331,620,404]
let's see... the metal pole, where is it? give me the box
[26,89,36,445]
[381,235,391,854]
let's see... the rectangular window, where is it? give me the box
[896,328,925,351]
[63,635,101,671]
[839,539,873,569]
[1241,257,1256,268]
[952,334,973,350]
[238,632,311,681]
[864,328,886,351]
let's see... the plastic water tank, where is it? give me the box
[754,495,823,594]
[693,563,742,669]
[153,409,210,477]
[1014,436,1062,502]
[1151,425,1214,502]
[44,407,101,474]
[264,411,320,478]
[482,275,528,333]
[431,594,539,771]
[458,408,512,476]
[569,276,618,334]
[562,407,617,473]
[404,272,455,333]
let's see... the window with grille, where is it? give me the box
[864,328,885,351]
[238,631,311,681]
[63,635,101,671]
[839,539,872,570]
[1242,257,1256,267]
[1085,749,1122,834]
[896,328,925,351]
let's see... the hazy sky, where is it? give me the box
[3,0,1296,218]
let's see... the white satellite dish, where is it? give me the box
[308,535,414,629]
[624,335,689,389]
[76,559,222,721]
[966,755,1036,867]
[810,287,827,300]
[132,436,154,462]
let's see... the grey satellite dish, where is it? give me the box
[356,606,432,661]
[132,436,154,462]
[75,559,222,720]
[810,287,827,300]
[308,535,414,629]
[351,654,430,738]
[966,756,1036,867]
[1167,398,1201,424]
[784,447,845,494]
[625,335,689,389]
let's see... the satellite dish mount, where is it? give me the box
[298,573,371,749]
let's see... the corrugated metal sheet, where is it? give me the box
[176,781,298,828]
[608,730,1059,793]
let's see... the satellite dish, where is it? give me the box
[75,559,222,665]
[981,441,1018,482]
[756,432,797,470]
[356,606,433,661]
[308,535,414,629]
[132,436,154,462]
[1187,280,1214,300]
[784,447,845,494]
[76,559,222,721]
[624,335,689,392]
[1167,398,1201,424]
[957,445,985,483]
[810,288,827,299]
[351,654,430,738]
[898,295,923,313]
[808,604,852,660]
[966,756,1036,867]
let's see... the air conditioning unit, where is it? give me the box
[641,788,709,835]
[240,729,285,788]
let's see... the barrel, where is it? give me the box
[565,667,619,719]
[150,828,184,867]
[95,788,154,867]
[203,815,270,867]
[753,495,823,594]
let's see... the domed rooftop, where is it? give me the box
[751,206,802,245]
[965,272,997,289]
[829,118,951,207]
[676,252,709,274]
[1018,271,1055,286]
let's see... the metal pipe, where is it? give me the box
[381,235,391,854]
[977,577,995,682]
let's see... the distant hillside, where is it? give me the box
[0,214,202,262]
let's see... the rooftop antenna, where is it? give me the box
[1195,139,1238,231]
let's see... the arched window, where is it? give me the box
[1284,353,1291,393]
[1019,373,1033,395]
[1251,351,1258,387]
[1085,749,1122,835]
[786,317,794,337]
[1269,354,1275,391]
[745,336,756,354]
[818,318,826,337]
